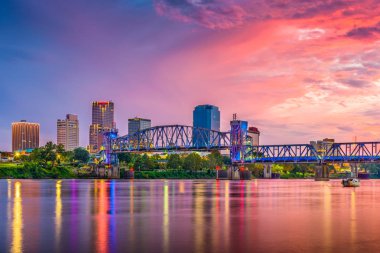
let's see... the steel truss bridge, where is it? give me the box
[114,125,230,152]
[107,125,380,164]
[245,142,380,164]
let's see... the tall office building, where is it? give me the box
[89,101,115,153]
[193,104,220,146]
[57,114,79,151]
[128,117,151,135]
[12,120,40,152]
[193,104,220,131]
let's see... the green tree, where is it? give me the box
[134,155,144,171]
[30,142,57,168]
[73,148,90,163]
[183,153,203,171]
[207,151,224,169]
[167,154,183,170]
[56,144,65,155]
[63,150,74,163]
[118,153,133,164]
[222,155,231,166]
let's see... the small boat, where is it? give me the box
[342,178,360,187]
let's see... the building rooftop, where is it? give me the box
[128,117,151,121]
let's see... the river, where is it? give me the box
[1,179,380,253]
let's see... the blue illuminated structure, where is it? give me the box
[230,117,248,163]
[102,129,119,165]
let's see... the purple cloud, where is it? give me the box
[154,0,250,29]
[346,22,380,39]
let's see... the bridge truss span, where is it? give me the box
[323,142,380,163]
[114,125,230,152]
[244,144,320,163]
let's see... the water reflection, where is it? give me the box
[179,181,185,194]
[128,181,135,252]
[97,180,108,253]
[110,181,116,253]
[11,181,23,253]
[224,181,230,251]
[3,179,380,253]
[163,181,169,253]
[323,184,332,252]
[194,183,205,253]
[350,190,357,251]
[211,180,220,252]
[55,180,62,249]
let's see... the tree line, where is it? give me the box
[15,141,90,167]
[118,151,231,171]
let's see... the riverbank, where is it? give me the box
[0,163,76,179]
[1,162,380,179]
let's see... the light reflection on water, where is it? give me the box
[55,180,62,251]
[2,179,380,253]
[11,181,22,253]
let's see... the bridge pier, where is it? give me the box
[125,169,135,179]
[263,164,272,179]
[350,163,358,178]
[231,166,241,180]
[110,165,120,179]
[315,164,329,181]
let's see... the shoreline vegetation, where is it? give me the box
[1,142,380,179]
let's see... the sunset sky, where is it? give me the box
[1,0,380,150]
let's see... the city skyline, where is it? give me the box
[2,1,380,151]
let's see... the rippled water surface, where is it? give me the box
[1,179,380,253]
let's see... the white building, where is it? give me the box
[57,114,79,151]
[247,127,260,146]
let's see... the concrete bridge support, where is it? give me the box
[110,166,120,179]
[315,164,329,181]
[350,164,358,178]
[125,169,135,179]
[264,164,272,179]
[231,167,241,180]
[218,166,251,180]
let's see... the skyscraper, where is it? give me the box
[12,120,40,152]
[89,101,115,153]
[193,104,220,147]
[128,117,151,135]
[57,114,79,151]
[193,104,220,131]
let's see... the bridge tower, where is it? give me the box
[229,114,249,179]
[102,129,119,178]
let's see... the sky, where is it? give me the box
[1,0,380,151]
